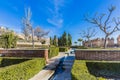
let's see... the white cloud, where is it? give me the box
[47,0,64,27]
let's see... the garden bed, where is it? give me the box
[71,60,120,80]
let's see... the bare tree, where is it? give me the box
[22,8,35,48]
[34,26,49,42]
[22,25,29,41]
[80,27,96,47]
[85,6,120,48]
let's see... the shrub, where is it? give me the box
[0,57,30,67]
[86,62,120,77]
[71,60,106,80]
[0,58,45,80]
[71,46,87,49]
[0,32,18,48]
[59,47,68,52]
[48,47,59,58]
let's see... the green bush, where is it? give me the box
[71,46,87,49]
[71,60,106,80]
[86,62,120,77]
[48,47,59,58]
[59,47,68,52]
[0,58,45,80]
[0,57,30,67]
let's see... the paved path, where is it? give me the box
[51,52,75,80]
[29,53,66,80]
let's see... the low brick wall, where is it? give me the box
[0,49,48,62]
[75,49,120,61]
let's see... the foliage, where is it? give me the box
[72,60,97,80]
[62,32,68,46]
[59,47,68,52]
[58,32,72,47]
[0,58,45,80]
[50,37,53,45]
[0,57,30,67]
[0,32,18,48]
[86,62,120,77]
[48,47,59,58]
[41,39,46,44]
[74,41,77,46]
[78,38,83,46]
[68,33,72,46]
[53,35,57,46]
[71,46,87,49]
[71,60,120,80]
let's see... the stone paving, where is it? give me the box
[29,53,66,80]
[52,53,75,80]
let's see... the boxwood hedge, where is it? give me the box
[0,57,30,67]
[71,60,106,80]
[59,47,68,52]
[49,47,59,58]
[0,58,45,80]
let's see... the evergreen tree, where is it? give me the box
[68,33,72,46]
[53,35,57,46]
[50,37,53,45]
[62,31,68,46]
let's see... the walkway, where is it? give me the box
[29,53,66,80]
[51,51,75,80]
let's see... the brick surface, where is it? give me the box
[75,50,120,61]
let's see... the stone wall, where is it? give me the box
[0,49,48,62]
[75,49,120,61]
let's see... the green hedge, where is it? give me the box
[71,60,106,80]
[59,47,68,52]
[0,57,30,67]
[48,47,59,58]
[71,46,87,49]
[0,58,45,80]
[86,62,120,77]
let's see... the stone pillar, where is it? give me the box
[44,49,49,64]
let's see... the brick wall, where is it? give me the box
[75,50,120,61]
[0,49,48,62]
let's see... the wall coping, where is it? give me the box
[75,49,120,51]
[0,49,49,50]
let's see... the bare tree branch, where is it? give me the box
[85,5,120,48]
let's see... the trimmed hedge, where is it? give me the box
[48,47,59,58]
[71,46,87,49]
[0,57,30,67]
[0,58,45,80]
[86,62,120,78]
[59,47,68,52]
[71,60,106,80]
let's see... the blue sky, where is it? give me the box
[0,0,120,43]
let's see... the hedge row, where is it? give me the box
[71,60,106,80]
[48,47,59,58]
[0,58,45,80]
[71,46,87,49]
[17,44,49,48]
[59,47,68,52]
[0,57,30,67]
[86,62,120,78]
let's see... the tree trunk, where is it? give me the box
[104,35,108,49]
[32,29,34,48]
[88,38,90,47]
